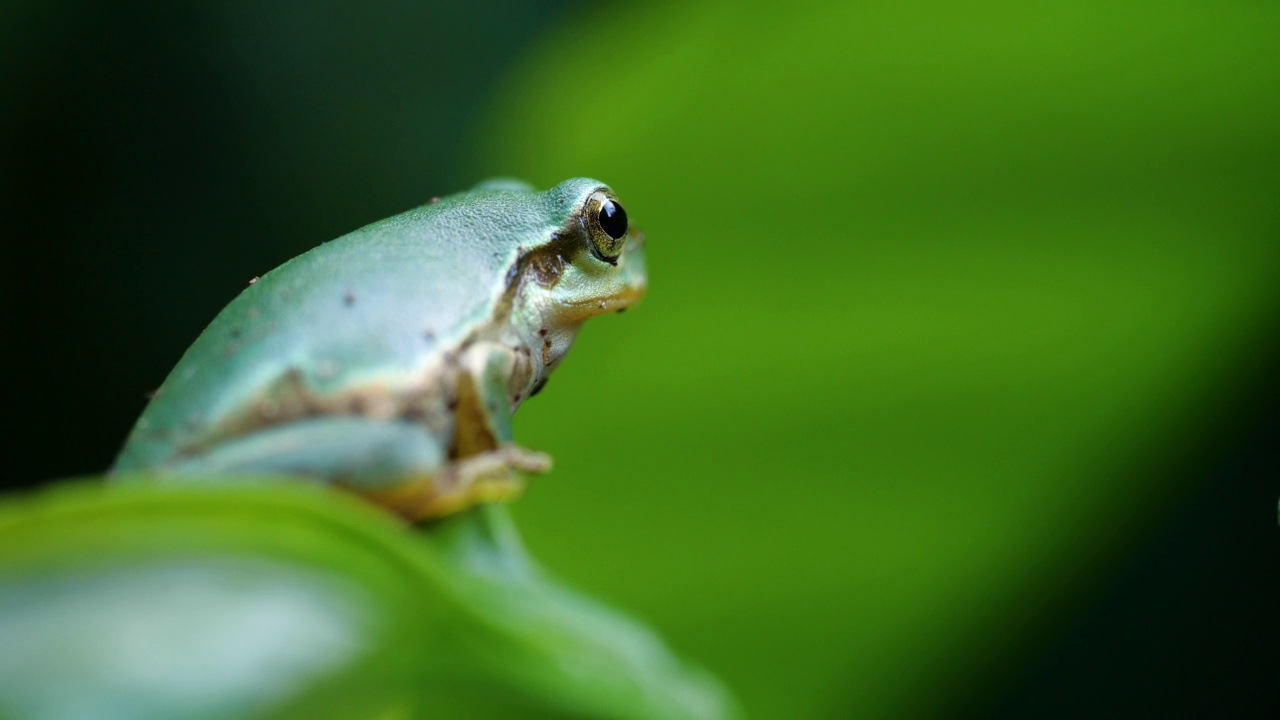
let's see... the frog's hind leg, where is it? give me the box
[159,417,546,521]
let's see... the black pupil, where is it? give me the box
[598,199,628,240]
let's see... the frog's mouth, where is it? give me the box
[568,283,646,316]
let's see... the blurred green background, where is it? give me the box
[4,1,1278,718]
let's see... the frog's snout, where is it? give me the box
[618,228,647,297]
[625,225,646,250]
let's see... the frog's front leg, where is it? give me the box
[375,342,549,519]
[371,340,550,515]
[373,444,550,520]
[452,341,534,452]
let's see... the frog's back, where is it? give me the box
[113,182,563,472]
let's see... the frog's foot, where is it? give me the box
[371,445,552,522]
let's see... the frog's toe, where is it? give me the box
[369,445,551,521]
[412,474,527,520]
[495,445,552,474]
[368,471,524,521]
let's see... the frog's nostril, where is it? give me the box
[625,227,646,250]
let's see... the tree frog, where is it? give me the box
[111,178,645,520]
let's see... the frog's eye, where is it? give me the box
[585,192,628,264]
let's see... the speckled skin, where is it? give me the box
[111,178,646,519]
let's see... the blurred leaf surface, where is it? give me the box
[0,480,734,720]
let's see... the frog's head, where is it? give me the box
[524,177,647,324]
[500,178,646,374]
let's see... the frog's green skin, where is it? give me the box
[111,178,645,519]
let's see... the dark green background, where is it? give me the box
[4,1,1278,717]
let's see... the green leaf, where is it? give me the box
[0,479,735,720]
